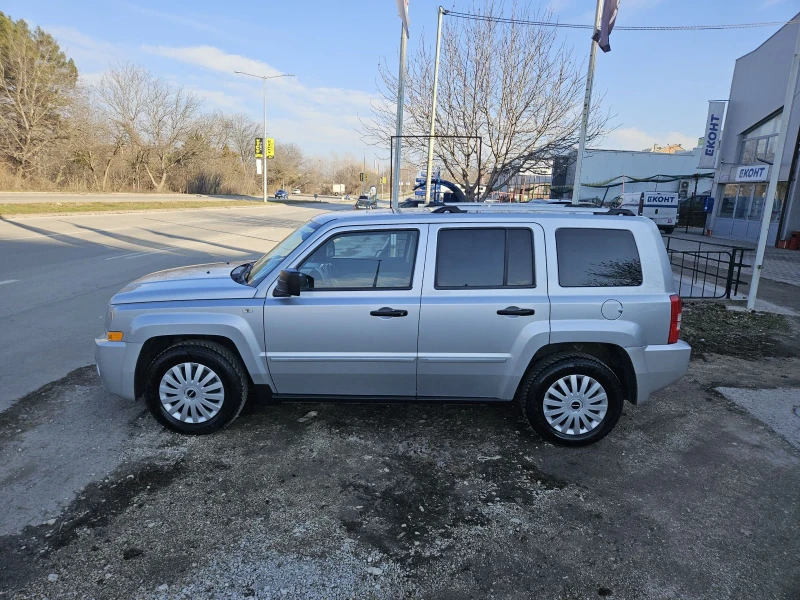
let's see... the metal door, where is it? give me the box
[263,225,427,397]
[416,223,550,400]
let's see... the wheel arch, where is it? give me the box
[134,335,253,400]
[515,342,637,404]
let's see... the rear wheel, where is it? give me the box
[143,341,249,434]
[520,353,623,446]
[662,226,675,235]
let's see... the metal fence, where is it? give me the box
[663,236,752,299]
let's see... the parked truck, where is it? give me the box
[332,184,345,196]
[618,192,678,234]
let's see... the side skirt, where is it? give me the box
[252,385,511,405]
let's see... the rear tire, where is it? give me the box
[662,226,675,235]
[519,353,623,447]
[143,341,249,435]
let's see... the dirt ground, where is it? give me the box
[1,306,800,599]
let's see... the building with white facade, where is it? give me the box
[706,13,800,245]
[553,147,714,204]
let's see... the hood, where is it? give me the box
[111,262,258,305]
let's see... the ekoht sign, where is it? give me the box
[735,165,769,182]
[698,101,726,169]
[643,192,678,206]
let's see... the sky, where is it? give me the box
[4,0,799,162]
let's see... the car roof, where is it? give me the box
[311,208,651,228]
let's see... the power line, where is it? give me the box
[443,10,800,32]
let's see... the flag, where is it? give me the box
[396,0,409,36]
[592,0,619,53]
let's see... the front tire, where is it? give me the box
[520,353,623,446]
[143,341,249,434]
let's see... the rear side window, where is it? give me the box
[435,228,534,288]
[556,228,643,287]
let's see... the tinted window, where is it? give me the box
[556,228,642,287]
[436,228,534,288]
[299,229,418,290]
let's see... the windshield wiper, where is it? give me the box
[240,261,255,284]
[232,261,254,285]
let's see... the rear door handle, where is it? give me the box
[497,306,536,316]
[370,307,408,318]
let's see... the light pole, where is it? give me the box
[234,71,295,203]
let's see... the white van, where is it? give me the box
[619,192,678,234]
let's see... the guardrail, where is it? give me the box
[663,236,752,299]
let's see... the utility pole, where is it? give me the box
[234,70,295,202]
[747,23,800,310]
[571,0,604,205]
[424,6,445,204]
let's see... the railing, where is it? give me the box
[663,236,752,299]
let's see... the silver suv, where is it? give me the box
[95,206,690,446]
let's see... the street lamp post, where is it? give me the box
[234,71,295,203]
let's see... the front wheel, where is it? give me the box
[143,341,249,434]
[519,353,623,446]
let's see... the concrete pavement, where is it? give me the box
[0,202,346,411]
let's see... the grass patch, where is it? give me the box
[682,302,798,358]
[0,201,259,216]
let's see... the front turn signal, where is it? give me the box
[107,331,124,342]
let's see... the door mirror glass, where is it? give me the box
[274,269,314,297]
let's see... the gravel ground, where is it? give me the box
[2,309,800,599]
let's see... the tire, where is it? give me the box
[662,226,675,235]
[143,341,249,435]
[519,353,623,447]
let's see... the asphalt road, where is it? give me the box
[0,202,344,411]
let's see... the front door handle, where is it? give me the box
[370,307,408,318]
[497,306,536,316]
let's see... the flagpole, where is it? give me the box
[747,22,800,310]
[571,0,604,205]
[392,22,408,212]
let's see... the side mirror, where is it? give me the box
[274,269,314,297]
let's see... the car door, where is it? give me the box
[417,222,550,400]
[264,225,427,397]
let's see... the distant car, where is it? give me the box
[354,195,377,210]
[275,189,289,199]
[399,198,425,208]
[292,188,301,195]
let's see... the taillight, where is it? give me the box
[668,294,682,344]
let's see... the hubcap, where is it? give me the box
[159,362,224,424]
[543,374,608,437]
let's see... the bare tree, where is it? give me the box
[97,63,200,192]
[225,112,260,164]
[0,12,78,180]
[363,0,609,200]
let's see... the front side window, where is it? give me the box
[435,228,534,289]
[556,228,643,287]
[299,229,419,290]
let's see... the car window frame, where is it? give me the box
[554,226,644,288]
[296,227,421,292]
[433,227,536,290]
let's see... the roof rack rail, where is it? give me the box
[425,203,637,216]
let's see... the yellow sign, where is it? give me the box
[266,138,275,159]
[255,138,263,159]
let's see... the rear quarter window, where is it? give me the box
[556,228,643,287]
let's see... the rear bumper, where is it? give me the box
[627,341,691,405]
[94,337,141,401]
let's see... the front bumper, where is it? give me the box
[94,337,141,401]
[627,341,691,404]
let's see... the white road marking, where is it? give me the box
[0,279,19,285]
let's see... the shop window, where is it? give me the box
[734,185,753,219]
[748,185,766,221]
[719,185,737,218]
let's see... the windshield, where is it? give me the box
[246,221,321,285]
